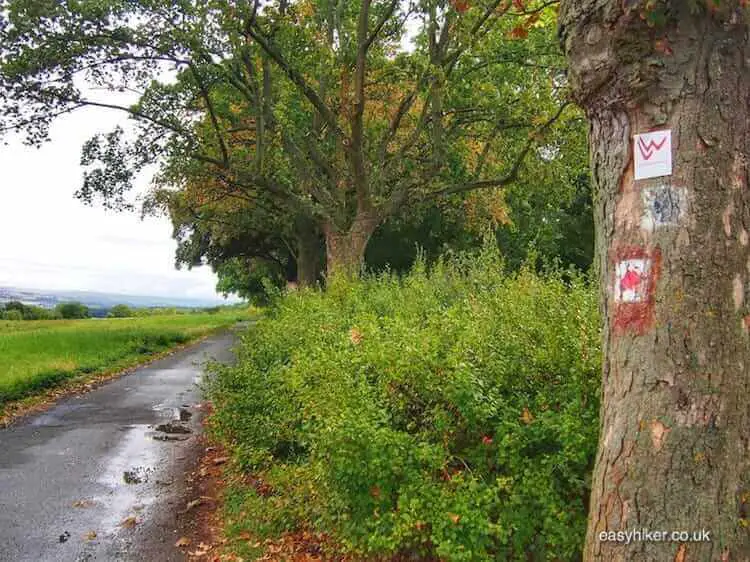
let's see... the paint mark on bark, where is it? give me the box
[651,419,670,452]
[674,543,686,562]
[612,246,661,334]
[634,130,672,180]
[615,259,651,302]
[734,274,744,310]
[641,183,687,232]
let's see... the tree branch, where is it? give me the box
[352,0,372,205]
[363,0,399,51]
[429,101,571,197]
[508,0,559,16]
[377,71,431,164]
[189,65,230,166]
[244,22,351,146]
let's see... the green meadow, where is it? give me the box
[0,311,247,405]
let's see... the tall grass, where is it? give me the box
[0,311,246,404]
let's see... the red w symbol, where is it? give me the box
[638,136,667,160]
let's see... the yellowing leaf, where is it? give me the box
[520,407,533,424]
[349,327,363,345]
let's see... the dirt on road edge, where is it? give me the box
[176,408,348,562]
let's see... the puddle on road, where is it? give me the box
[152,402,195,422]
[93,424,159,536]
[93,404,198,535]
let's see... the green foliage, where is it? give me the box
[3,309,23,322]
[0,301,56,320]
[0,0,584,280]
[108,304,134,318]
[55,302,90,319]
[215,257,288,305]
[210,249,601,560]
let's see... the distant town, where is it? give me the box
[0,286,232,317]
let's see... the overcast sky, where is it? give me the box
[0,107,229,301]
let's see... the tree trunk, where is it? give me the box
[324,212,380,278]
[560,3,750,561]
[296,232,322,288]
[292,217,323,288]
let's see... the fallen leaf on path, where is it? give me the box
[84,530,97,541]
[119,516,139,529]
[180,498,203,514]
[175,536,191,547]
[189,541,211,556]
[72,499,94,508]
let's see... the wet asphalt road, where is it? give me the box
[0,330,237,562]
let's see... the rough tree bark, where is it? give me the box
[560,2,750,561]
[323,210,380,278]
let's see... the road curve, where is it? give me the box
[0,330,237,562]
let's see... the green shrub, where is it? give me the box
[209,248,601,561]
[23,305,54,320]
[108,304,134,318]
[1,301,53,320]
[4,309,23,321]
[55,302,90,319]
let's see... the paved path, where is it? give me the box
[0,331,237,561]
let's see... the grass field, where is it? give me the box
[0,311,248,405]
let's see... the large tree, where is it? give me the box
[146,169,324,288]
[0,0,573,277]
[560,1,750,560]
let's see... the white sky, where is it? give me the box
[0,107,229,301]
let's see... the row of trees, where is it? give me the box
[1,301,91,320]
[0,0,590,298]
[0,302,236,320]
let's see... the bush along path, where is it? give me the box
[207,250,602,561]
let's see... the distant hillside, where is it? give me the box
[0,286,231,311]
